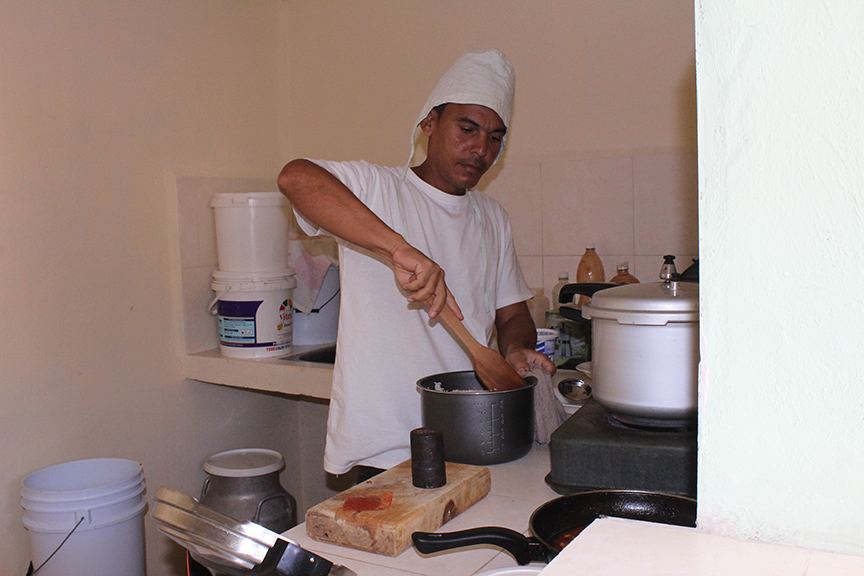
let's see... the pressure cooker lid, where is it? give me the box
[582,281,698,325]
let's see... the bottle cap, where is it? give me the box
[617,261,630,270]
[585,244,596,250]
[557,271,569,280]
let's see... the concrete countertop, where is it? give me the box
[182,344,336,399]
[188,350,864,576]
[279,437,864,576]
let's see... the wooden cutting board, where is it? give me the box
[305,460,491,557]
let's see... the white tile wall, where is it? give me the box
[485,152,698,303]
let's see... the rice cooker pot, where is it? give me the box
[575,280,699,423]
[417,371,536,466]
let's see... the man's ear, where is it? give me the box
[419,110,438,137]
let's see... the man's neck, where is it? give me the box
[410,164,466,196]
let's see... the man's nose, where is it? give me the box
[471,133,489,157]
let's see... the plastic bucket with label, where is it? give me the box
[20,458,147,576]
[535,328,559,358]
[211,192,291,273]
[210,270,297,359]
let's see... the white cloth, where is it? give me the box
[289,237,339,314]
[530,366,567,444]
[407,49,516,169]
[294,160,531,474]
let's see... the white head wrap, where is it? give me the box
[407,49,516,169]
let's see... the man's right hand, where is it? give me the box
[391,243,463,321]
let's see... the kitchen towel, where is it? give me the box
[530,366,567,444]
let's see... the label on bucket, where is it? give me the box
[218,300,262,345]
[217,298,292,350]
[535,328,558,358]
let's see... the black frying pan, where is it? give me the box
[412,490,696,565]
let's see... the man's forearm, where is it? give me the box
[277,159,405,261]
[495,301,537,357]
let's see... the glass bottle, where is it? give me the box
[610,261,639,284]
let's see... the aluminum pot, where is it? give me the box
[559,280,699,425]
[417,371,536,466]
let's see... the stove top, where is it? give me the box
[546,399,697,498]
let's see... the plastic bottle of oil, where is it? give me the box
[610,261,639,284]
[551,271,571,310]
[575,244,605,308]
[526,287,550,329]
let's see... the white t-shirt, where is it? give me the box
[295,160,531,474]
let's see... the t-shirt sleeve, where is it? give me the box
[290,159,371,237]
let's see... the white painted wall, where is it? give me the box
[696,0,864,554]
[0,2,305,573]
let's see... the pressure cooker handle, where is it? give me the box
[412,527,546,565]
[558,282,619,303]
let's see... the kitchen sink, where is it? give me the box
[286,344,336,364]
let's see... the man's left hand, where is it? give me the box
[505,347,557,378]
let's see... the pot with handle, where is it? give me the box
[557,275,699,426]
[412,490,696,564]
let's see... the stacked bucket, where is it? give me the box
[210,192,296,359]
[21,458,147,576]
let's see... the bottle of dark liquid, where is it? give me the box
[610,261,639,284]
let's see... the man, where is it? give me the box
[278,49,554,478]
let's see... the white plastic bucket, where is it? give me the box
[21,458,146,576]
[536,328,559,358]
[210,270,297,359]
[211,192,291,273]
[293,265,340,346]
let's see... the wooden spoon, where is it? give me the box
[435,305,526,391]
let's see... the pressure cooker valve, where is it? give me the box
[660,255,678,282]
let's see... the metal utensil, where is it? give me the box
[152,487,356,576]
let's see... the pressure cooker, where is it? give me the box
[558,258,699,426]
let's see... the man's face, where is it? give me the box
[418,103,507,195]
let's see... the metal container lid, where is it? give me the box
[204,448,284,478]
[582,281,698,326]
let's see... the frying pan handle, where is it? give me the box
[412,527,543,565]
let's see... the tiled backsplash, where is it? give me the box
[483,152,698,298]
[177,152,697,352]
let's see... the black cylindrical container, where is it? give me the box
[417,372,536,466]
[198,448,297,534]
[411,427,446,488]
